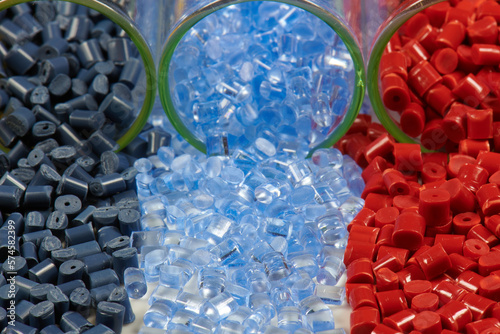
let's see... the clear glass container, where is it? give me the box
[366,0,446,149]
[158,0,366,156]
[0,0,156,152]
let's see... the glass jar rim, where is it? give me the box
[158,0,366,157]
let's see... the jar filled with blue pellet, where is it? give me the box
[159,0,366,156]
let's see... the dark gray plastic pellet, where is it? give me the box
[0,171,27,192]
[29,164,61,187]
[27,148,52,169]
[89,73,109,100]
[75,155,96,172]
[39,56,70,84]
[35,2,56,25]
[15,299,34,323]
[81,252,112,274]
[17,158,32,168]
[69,110,105,131]
[97,226,122,249]
[46,286,69,319]
[64,93,98,111]
[105,235,130,255]
[39,37,70,60]
[101,151,129,175]
[53,103,72,122]
[13,12,43,39]
[56,280,85,297]
[118,208,141,236]
[25,211,45,233]
[10,167,36,184]
[45,210,69,237]
[23,185,53,210]
[56,174,87,200]
[56,123,85,147]
[5,42,37,75]
[29,300,55,328]
[71,78,88,97]
[90,283,118,308]
[89,173,126,197]
[27,282,50,304]
[99,91,134,125]
[42,21,61,42]
[28,258,58,284]
[69,240,101,259]
[91,19,114,38]
[108,286,135,324]
[112,247,138,283]
[111,81,132,101]
[30,86,51,109]
[96,301,125,334]
[77,38,104,68]
[50,145,77,164]
[10,3,31,16]
[93,205,119,228]
[64,163,94,184]
[147,129,172,156]
[21,241,39,268]
[4,321,37,334]
[57,259,85,284]
[40,325,65,334]
[54,194,82,218]
[34,138,60,154]
[0,19,29,45]
[51,248,78,267]
[119,57,142,88]
[21,229,52,247]
[71,205,95,226]
[64,222,95,246]
[0,118,17,147]
[38,235,62,261]
[5,106,36,136]
[60,311,93,333]
[48,73,71,98]
[65,16,91,43]
[69,287,91,318]
[15,276,39,301]
[88,130,119,155]
[0,185,23,210]
[32,121,57,140]
[33,105,62,125]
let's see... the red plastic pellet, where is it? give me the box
[382,73,411,112]
[464,238,490,261]
[401,102,426,137]
[344,240,377,266]
[380,51,410,80]
[376,289,409,318]
[397,264,427,286]
[377,224,396,247]
[416,243,452,280]
[447,253,478,278]
[382,168,411,196]
[464,318,500,334]
[376,267,400,292]
[422,162,447,184]
[350,306,381,334]
[436,300,473,332]
[456,270,483,294]
[364,133,395,164]
[436,20,466,50]
[412,293,440,312]
[467,16,498,44]
[349,285,379,310]
[419,188,451,227]
[453,212,481,234]
[477,151,500,176]
[404,280,434,302]
[460,292,497,321]
[467,109,494,139]
[433,280,468,306]
[468,224,500,248]
[478,250,500,276]
[412,311,442,334]
[348,225,380,244]
[383,309,417,332]
[440,178,476,214]
[346,258,375,284]
[457,163,490,193]
[478,274,500,301]
[476,183,500,216]
[392,211,426,250]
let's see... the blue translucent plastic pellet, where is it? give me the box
[123,267,147,299]
[290,278,315,302]
[314,285,345,306]
[159,264,188,289]
[144,248,168,282]
[131,230,164,253]
[134,158,153,173]
[198,267,226,299]
[249,293,275,321]
[176,291,206,315]
[262,251,290,281]
[144,301,176,329]
[316,256,345,286]
[148,285,180,307]
[202,291,239,322]
[316,212,347,245]
[210,238,242,265]
[287,252,318,279]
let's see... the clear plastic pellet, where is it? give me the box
[123,267,147,299]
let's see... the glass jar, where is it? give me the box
[366,0,447,149]
[158,0,366,157]
[0,0,156,152]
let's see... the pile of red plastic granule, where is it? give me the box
[338,114,500,334]
[380,0,500,154]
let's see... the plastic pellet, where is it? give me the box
[107,286,135,324]
[64,223,95,246]
[29,300,55,328]
[47,286,70,319]
[29,283,54,304]
[69,287,92,318]
[123,267,147,299]
[96,301,125,334]
[90,283,118,308]
[112,247,138,283]
[38,235,62,261]
[69,240,101,259]
[60,311,93,332]
[57,259,85,284]
[28,258,58,284]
